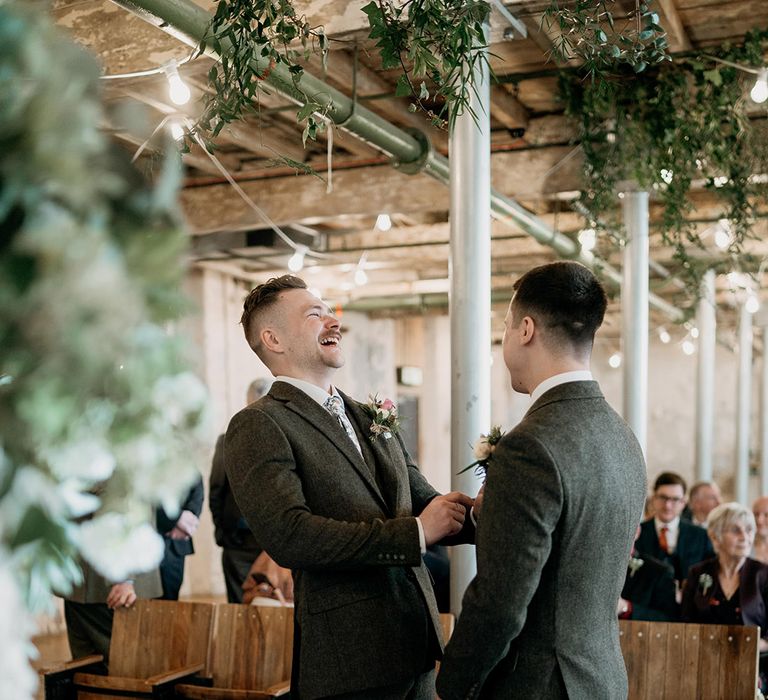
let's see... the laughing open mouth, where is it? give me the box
[320,335,340,346]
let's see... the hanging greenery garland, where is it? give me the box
[0,4,209,696]
[558,28,768,295]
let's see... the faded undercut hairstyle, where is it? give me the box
[511,261,607,351]
[240,274,307,356]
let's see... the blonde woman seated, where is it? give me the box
[682,502,768,652]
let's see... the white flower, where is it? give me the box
[78,514,164,582]
[473,437,493,461]
[46,438,116,483]
[151,371,208,427]
[0,557,39,700]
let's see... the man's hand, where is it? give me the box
[420,492,474,546]
[106,581,136,609]
[176,510,200,537]
[242,551,294,604]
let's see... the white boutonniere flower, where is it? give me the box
[459,426,506,478]
[363,395,401,440]
[699,573,713,596]
[628,556,644,577]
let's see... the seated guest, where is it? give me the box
[685,481,722,527]
[753,496,768,564]
[682,502,768,694]
[619,528,679,621]
[636,471,713,584]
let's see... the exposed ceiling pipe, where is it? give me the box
[110,0,684,322]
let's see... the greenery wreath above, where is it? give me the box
[0,4,209,696]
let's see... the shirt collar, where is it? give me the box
[274,375,339,407]
[655,516,680,532]
[529,370,593,405]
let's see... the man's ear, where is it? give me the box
[519,316,535,346]
[260,326,283,354]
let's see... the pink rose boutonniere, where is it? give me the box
[363,394,401,440]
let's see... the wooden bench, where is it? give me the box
[175,603,294,700]
[619,620,760,700]
[43,599,214,699]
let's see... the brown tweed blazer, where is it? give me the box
[225,381,465,699]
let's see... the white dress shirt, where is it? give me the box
[654,516,680,553]
[273,376,427,552]
[529,370,594,405]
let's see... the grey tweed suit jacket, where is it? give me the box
[437,381,647,700]
[225,381,462,699]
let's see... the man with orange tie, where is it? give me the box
[636,472,713,585]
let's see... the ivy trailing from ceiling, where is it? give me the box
[543,0,670,76]
[194,0,331,151]
[361,0,493,130]
[558,27,768,296]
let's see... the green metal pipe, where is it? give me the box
[110,0,684,322]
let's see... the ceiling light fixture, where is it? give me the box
[375,214,392,232]
[751,68,768,104]
[578,227,597,252]
[288,245,307,273]
[165,60,191,106]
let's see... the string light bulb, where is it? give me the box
[354,268,368,286]
[608,352,622,369]
[288,245,307,272]
[746,292,760,314]
[658,327,671,344]
[165,60,191,106]
[682,339,696,356]
[714,219,733,249]
[169,119,185,141]
[689,326,699,339]
[578,227,597,252]
[375,214,392,232]
[751,68,768,104]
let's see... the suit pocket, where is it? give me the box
[306,578,385,614]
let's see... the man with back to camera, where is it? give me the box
[224,275,474,700]
[436,261,647,699]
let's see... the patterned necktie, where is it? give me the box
[324,395,363,456]
[659,526,670,554]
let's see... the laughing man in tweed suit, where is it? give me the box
[437,262,647,700]
[225,275,474,700]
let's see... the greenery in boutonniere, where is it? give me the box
[559,27,768,298]
[460,425,505,478]
[363,395,401,440]
[628,556,644,577]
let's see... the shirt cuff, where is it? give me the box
[470,505,477,527]
[415,517,426,554]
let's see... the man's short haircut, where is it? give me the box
[653,471,688,495]
[240,275,307,354]
[689,481,716,501]
[511,261,607,351]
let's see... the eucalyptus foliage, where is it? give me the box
[543,0,670,76]
[0,5,208,693]
[196,0,330,150]
[362,0,492,129]
[559,28,768,294]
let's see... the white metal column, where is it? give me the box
[695,270,716,481]
[621,191,649,455]
[761,333,768,496]
[736,303,753,505]
[449,35,491,614]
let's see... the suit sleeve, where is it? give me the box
[225,408,423,571]
[182,474,204,517]
[436,431,563,699]
[209,435,227,532]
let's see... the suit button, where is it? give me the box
[385,553,391,560]
[399,554,405,561]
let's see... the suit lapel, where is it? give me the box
[343,393,404,516]
[270,382,388,510]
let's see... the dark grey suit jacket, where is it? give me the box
[225,381,464,699]
[437,381,647,700]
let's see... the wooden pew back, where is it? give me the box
[619,620,759,700]
[205,604,294,690]
[108,599,214,679]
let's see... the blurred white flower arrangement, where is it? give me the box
[0,4,211,696]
